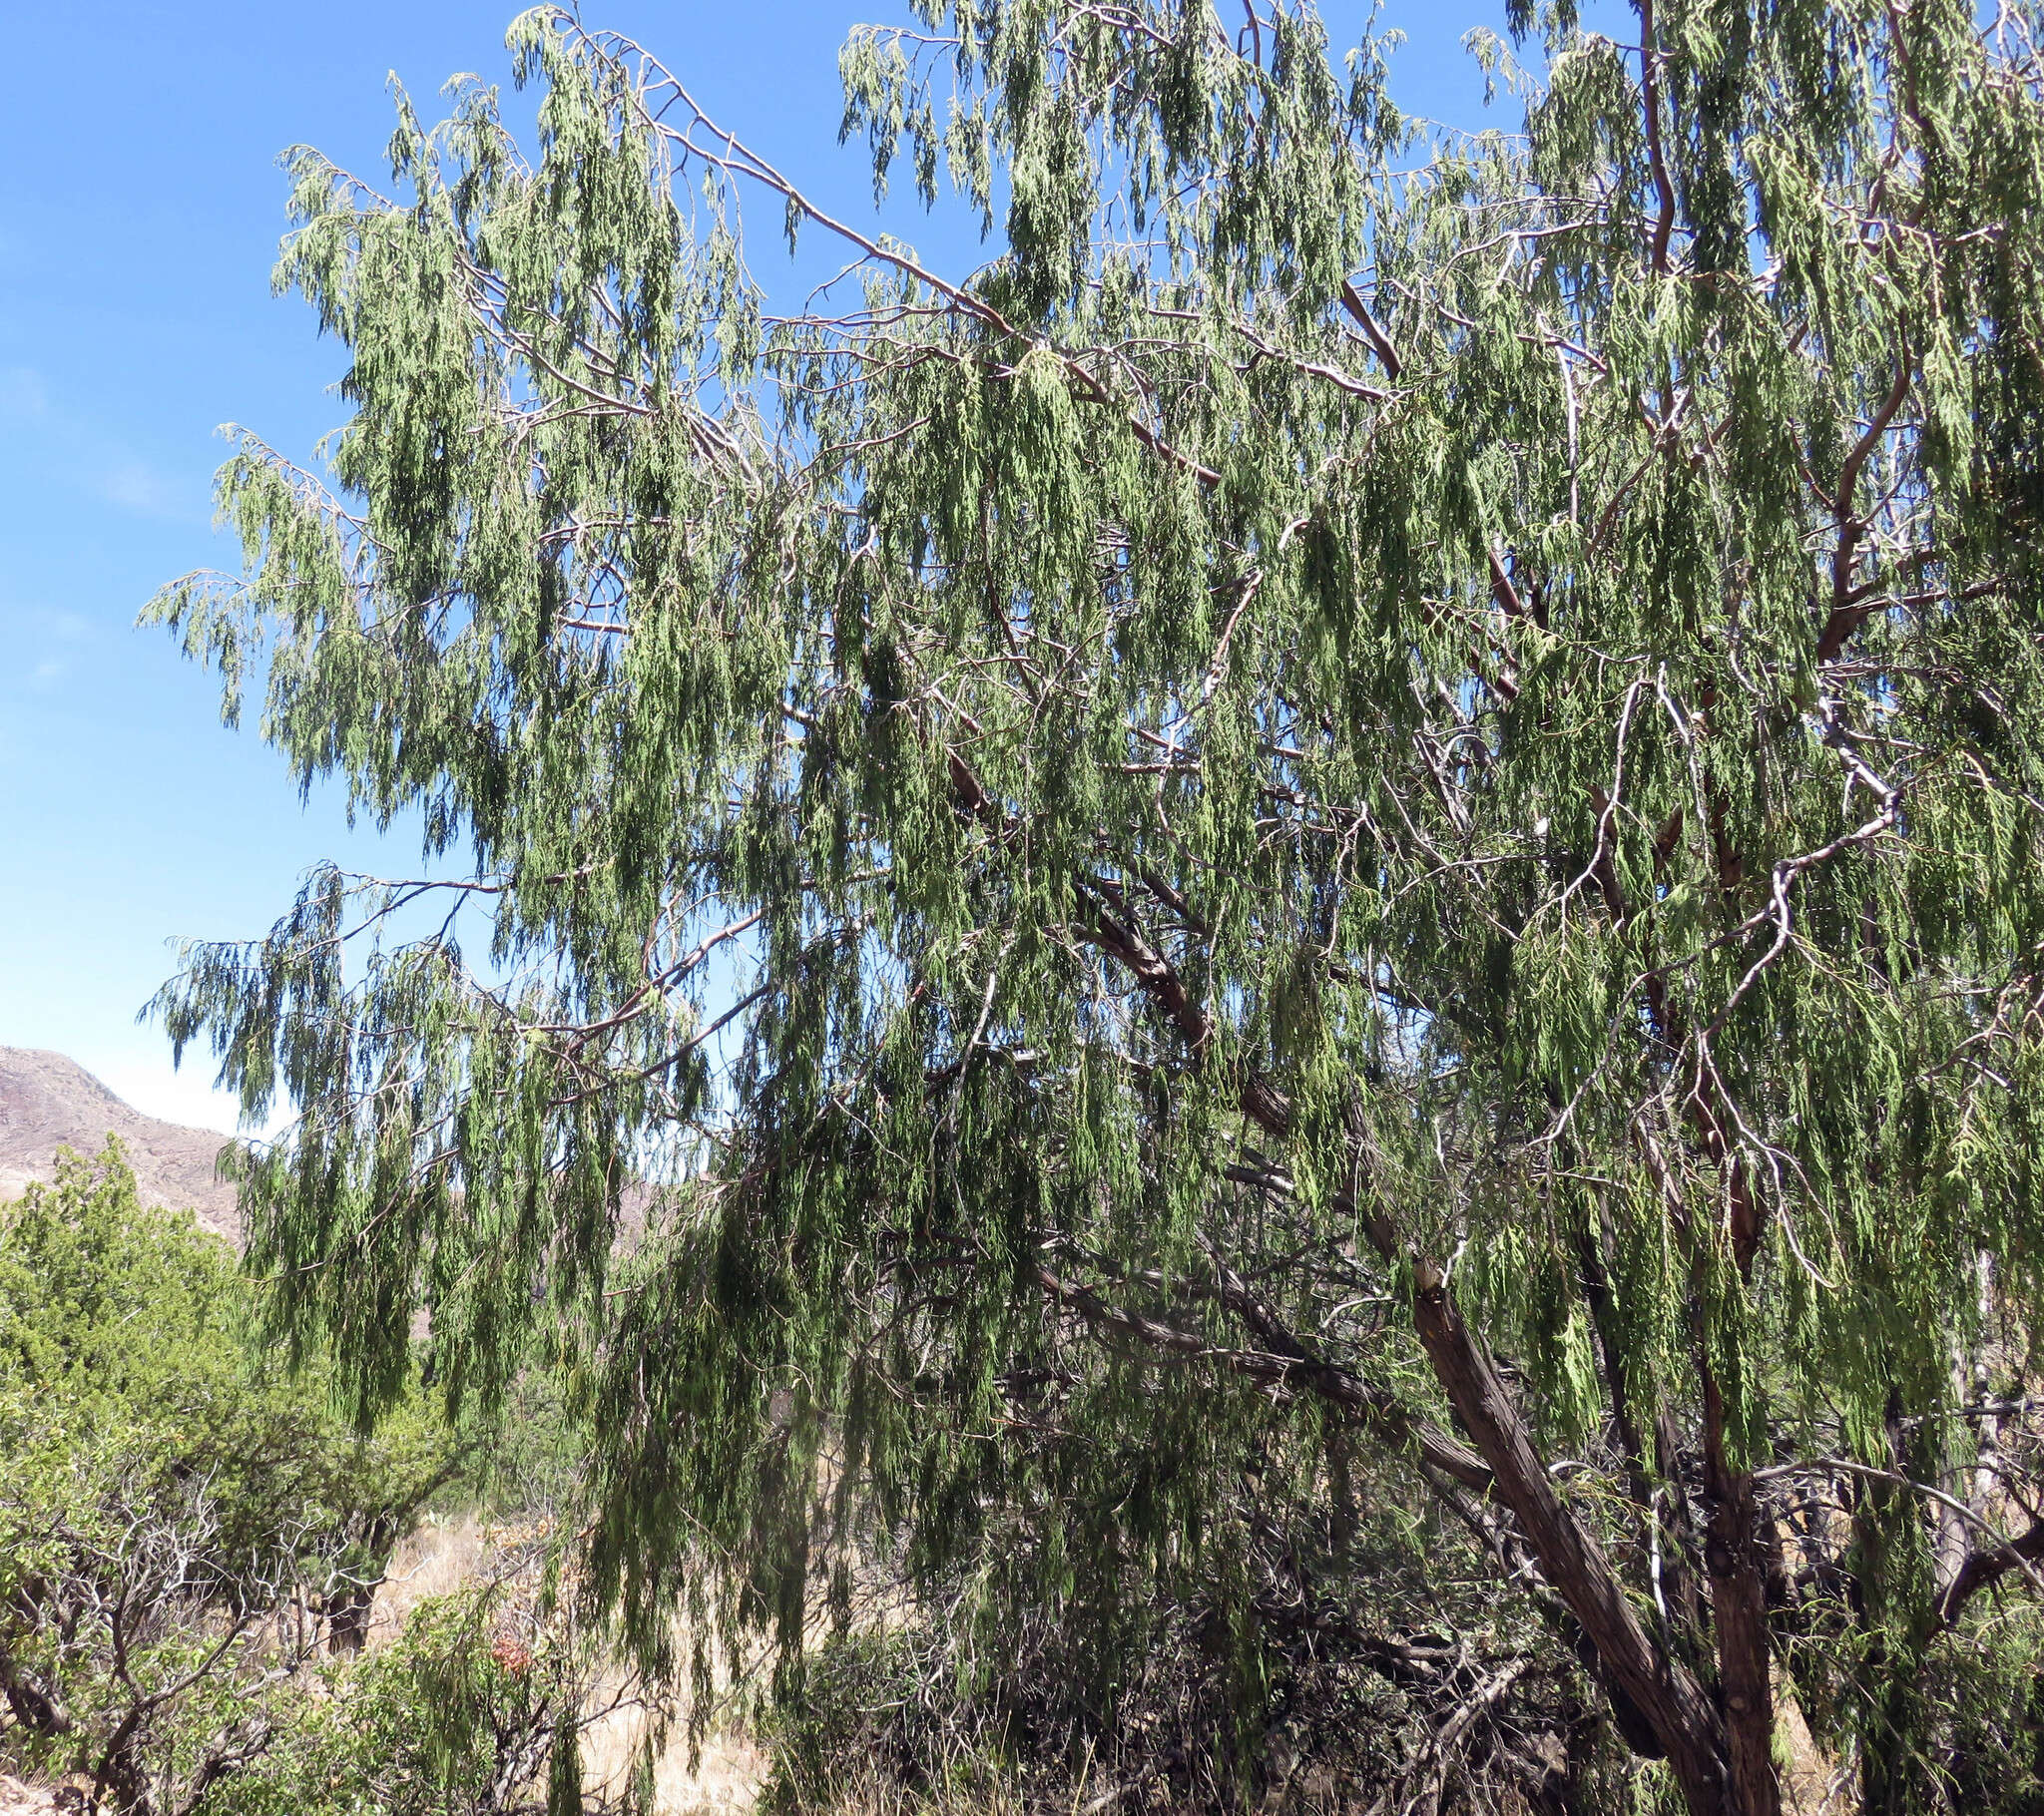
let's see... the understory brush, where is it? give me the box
[0,1145,629,1816]
[762,1503,1612,1816]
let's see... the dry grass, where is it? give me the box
[1777,1682,1854,1816]
[369,1511,494,1641]
[758,1759,1029,1816]
[577,1706,768,1816]
[0,1775,59,1816]
[369,1514,768,1815]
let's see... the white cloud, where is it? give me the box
[4,607,100,695]
[101,459,182,519]
[0,366,200,523]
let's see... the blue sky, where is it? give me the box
[0,0,1507,1136]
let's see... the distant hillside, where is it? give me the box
[0,1048,241,1242]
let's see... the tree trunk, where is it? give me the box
[90,1710,157,1816]
[325,1584,374,1655]
[1700,1405,1781,1816]
[0,1647,72,1736]
[1406,1263,1736,1815]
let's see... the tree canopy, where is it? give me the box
[151,0,2044,1808]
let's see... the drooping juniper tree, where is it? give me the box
[151,0,2044,1807]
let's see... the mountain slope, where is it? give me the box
[0,1048,240,1242]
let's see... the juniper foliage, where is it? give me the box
[0,1145,464,1812]
[151,0,2044,1808]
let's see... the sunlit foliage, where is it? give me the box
[150,0,2044,1807]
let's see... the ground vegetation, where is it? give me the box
[0,1146,619,1816]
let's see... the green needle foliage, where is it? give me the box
[0,1145,465,1812]
[150,0,2044,1808]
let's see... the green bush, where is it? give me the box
[199,1578,615,1816]
[0,1143,465,1812]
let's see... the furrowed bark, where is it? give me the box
[1701,1365,1781,1816]
[1406,1261,1732,1814]
[1938,1515,2044,1624]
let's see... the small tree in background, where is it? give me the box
[151,0,2044,1807]
[0,1145,464,1812]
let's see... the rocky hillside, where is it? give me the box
[0,1047,240,1242]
